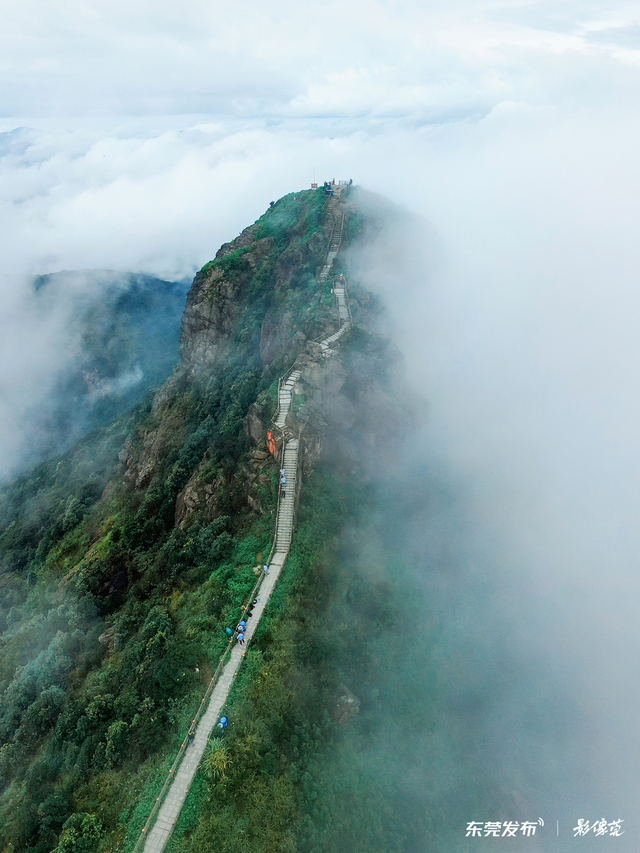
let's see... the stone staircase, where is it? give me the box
[274,369,302,431]
[135,191,350,853]
[140,385,303,853]
[274,439,299,550]
[333,284,350,323]
[318,191,344,282]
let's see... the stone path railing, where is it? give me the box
[134,190,350,853]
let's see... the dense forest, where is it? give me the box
[0,186,518,853]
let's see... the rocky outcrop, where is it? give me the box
[174,466,224,529]
[117,187,407,533]
[119,375,189,490]
[179,266,239,371]
[259,310,299,365]
[330,685,360,725]
[179,231,274,371]
[173,447,277,528]
[120,415,187,491]
[98,626,116,647]
[240,450,276,515]
[244,400,266,445]
[279,326,414,479]
[215,223,261,259]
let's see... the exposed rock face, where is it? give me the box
[330,686,361,725]
[179,266,238,371]
[244,401,266,445]
[120,416,187,491]
[119,221,281,490]
[98,626,116,647]
[292,328,412,479]
[119,376,188,490]
[259,310,298,364]
[117,186,412,531]
[174,466,224,529]
[179,228,274,371]
[216,222,262,258]
[172,447,276,528]
[240,450,276,515]
[303,359,347,400]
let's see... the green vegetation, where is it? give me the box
[200,246,253,276]
[0,186,453,853]
[0,188,346,853]
[157,469,388,853]
[254,188,328,244]
[159,464,436,853]
[194,188,336,353]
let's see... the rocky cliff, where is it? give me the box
[119,187,410,533]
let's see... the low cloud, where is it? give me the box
[346,104,640,838]
[1,0,640,835]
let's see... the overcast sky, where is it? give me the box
[0,0,639,272]
[3,1,640,840]
[2,0,640,119]
[2,0,640,278]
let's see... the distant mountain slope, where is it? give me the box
[27,270,189,465]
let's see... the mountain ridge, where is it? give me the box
[0,185,420,853]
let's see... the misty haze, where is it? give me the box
[1,1,640,851]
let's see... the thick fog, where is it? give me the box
[3,0,640,845]
[348,162,640,847]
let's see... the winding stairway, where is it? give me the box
[135,189,350,853]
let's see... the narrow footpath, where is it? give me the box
[136,188,349,853]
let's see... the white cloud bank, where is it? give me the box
[1,0,640,117]
[349,99,640,829]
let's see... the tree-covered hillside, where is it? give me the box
[0,187,375,853]
[0,186,505,853]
